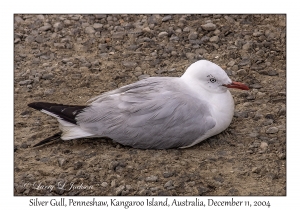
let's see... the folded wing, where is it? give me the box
[77,77,216,149]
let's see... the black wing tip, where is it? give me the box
[28,102,87,124]
[28,102,42,110]
[28,102,64,110]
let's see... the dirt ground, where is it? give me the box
[14,14,286,196]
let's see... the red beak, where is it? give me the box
[223,81,249,90]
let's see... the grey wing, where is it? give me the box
[76,77,216,149]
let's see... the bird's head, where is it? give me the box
[182,60,249,93]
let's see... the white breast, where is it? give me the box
[180,89,235,148]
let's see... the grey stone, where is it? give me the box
[224,70,232,76]
[99,53,108,58]
[237,69,247,76]
[201,23,217,31]
[35,36,44,43]
[268,70,278,76]
[224,16,235,23]
[58,158,66,167]
[53,22,64,32]
[62,58,73,63]
[250,83,262,89]
[200,36,210,43]
[14,38,21,44]
[278,106,286,116]
[85,26,95,34]
[63,19,72,26]
[239,58,250,66]
[163,171,174,178]
[162,15,172,22]
[44,88,55,95]
[122,61,137,68]
[42,73,54,80]
[253,31,263,37]
[134,68,142,75]
[164,180,173,188]
[121,190,130,196]
[227,60,235,67]
[138,189,151,196]
[188,32,198,40]
[242,42,252,50]
[101,182,108,187]
[260,142,268,150]
[186,53,195,60]
[148,15,157,25]
[265,113,275,120]
[234,111,248,118]
[95,14,106,19]
[155,69,168,74]
[249,132,259,138]
[170,36,179,41]
[18,80,33,85]
[256,92,266,99]
[263,119,274,126]
[138,75,150,80]
[198,186,209,195]
[112,32,125,39]
[39,157,49,163]
[54,43,65,49]
[158,31,168,37]
[209,36,219,43]
[183,27,190,32]
[266,127,279,134]
[252,167,260,173]
[109,161,119,170]
[14,16,24,24]
[25,35,35,43]
[39,24,52,31]
[115,185,125,195]
[125,185,132,190]
[74,161,83,170]
[145,175,158,182]
[32,58,40,64]
[277,152,286,160]
[93,23,103,30]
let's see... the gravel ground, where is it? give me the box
[14,14,286,196]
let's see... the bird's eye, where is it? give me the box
[210,78,216,83]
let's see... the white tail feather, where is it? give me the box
[57,119,95,140]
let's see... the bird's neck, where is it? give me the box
[180,75,235,129]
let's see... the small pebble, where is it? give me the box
[227,61,235,67]
[158,31,168,37]
[260,142,268,150]
[163,171,174,178]
[237,69,247,76]
[162,15,172,22]
[101,182,108,188]
[53,22,63,31]
[85,26,95,34]
[18,80,33,85]
[122,61,137,67]
[201,23,217,31]
[188,32,198,40]
[115,185,125,195]
[145,175,158,182]
[58,158,66,167]
[164,180,173,188]
[266,127,279,134]
[138,75,150,80]
[209,36,219,43]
